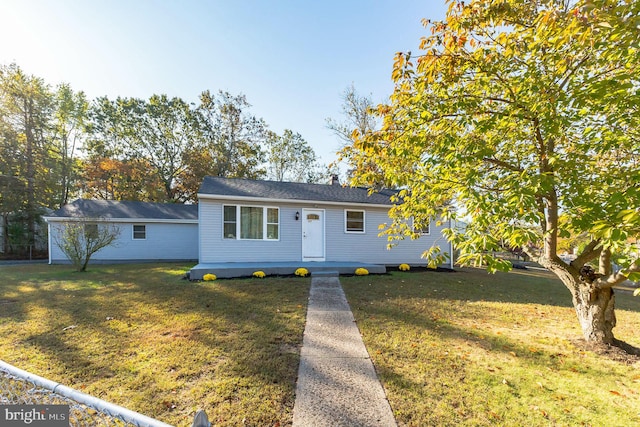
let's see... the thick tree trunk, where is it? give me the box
[572,284,616,344]
[543,259,617,345]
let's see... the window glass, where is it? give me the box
[223,205,237,239]
[346,210,365,232]
[241,206,263,239]
[414,222,430,235]
[84,223,98,239]
[267,224,279,239]
[224,205,279,240]
[267,208,278,223]
[133,225,146,239]
[266,208,279,240]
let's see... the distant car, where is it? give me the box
[559,254,577,264]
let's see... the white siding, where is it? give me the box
[199,200,301,263]
[324,207,447,265]
[199,198,450,265]
[49,222,198,264]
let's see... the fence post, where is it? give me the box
[192,410,210,427]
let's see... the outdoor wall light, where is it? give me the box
[295,211,300,220]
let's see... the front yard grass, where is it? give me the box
[4,264,640,426]
[0,264,309,426]
[342,267,640,427]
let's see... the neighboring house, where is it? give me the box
[44,200,198,264]
[195,176,453,267]
[0,211,49,256]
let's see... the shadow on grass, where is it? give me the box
[342,269,640,425]
[343,268,640,361]
[0,264,310,425]
[356,267,640,311]
[422,267,575,308]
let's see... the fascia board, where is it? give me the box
[43,217,198,224]
[196,193,392,209]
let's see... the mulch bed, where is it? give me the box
[572,338,640,364]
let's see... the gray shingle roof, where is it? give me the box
[198,176,395,205]
[47,199,198,220]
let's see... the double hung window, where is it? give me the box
[345,210,365,233]
[133,225,146,239]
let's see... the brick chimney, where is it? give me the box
[330,174,340,186]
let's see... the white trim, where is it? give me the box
[197,193,392,209]
[44,217,198,224]
[344,209,366,234]
[265,207,279,240]
[222,205,237,239]
[198,204,202,263]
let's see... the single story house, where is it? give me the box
[45,177,454,276]
[45,199,199,264]
[189,176,453,278]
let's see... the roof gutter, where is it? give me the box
[196,193,393,209]
[43,217,198,224]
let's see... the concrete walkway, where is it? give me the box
[292,272,396,427]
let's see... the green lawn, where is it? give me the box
[0,264,309,426]
[2,264,639,426]
[342,267,640,427]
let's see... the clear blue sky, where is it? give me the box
[1,1,447,166]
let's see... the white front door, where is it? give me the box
[302,208,325,261]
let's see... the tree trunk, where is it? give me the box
[571,282,616,344]
[1,214,7,254]
[544,260,617,345]
[24,100,37,249]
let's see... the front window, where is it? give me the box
[241,206,264,239]
[345,210,365,233]
[224,205,279,240]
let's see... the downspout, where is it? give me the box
[197,204,202,263]
[46,219,52,265]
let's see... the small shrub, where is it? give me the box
[203,273,217,281]
[253,271,266,278]
[399,263,411,271]
[295,268,309,277]
[355,268,369,276]
[53,220,121,272]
